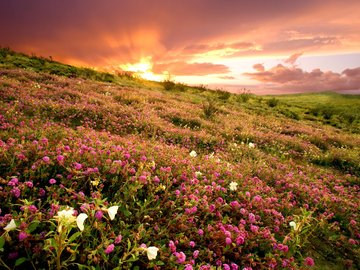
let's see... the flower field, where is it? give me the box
[0,50,359,269]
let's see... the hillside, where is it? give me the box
[0,49,359,269]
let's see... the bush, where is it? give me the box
[202,99,218,119]
[237,88,252,103]
[267,97,279,107]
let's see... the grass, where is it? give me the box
[0,48,359,269]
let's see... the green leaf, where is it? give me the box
[15,257,28,266]
[68,231,82,244]
[0,235,5,250]
[156,261,165,266]
[133,266,140,270]
[28,221,40,233]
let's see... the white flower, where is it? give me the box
[76,213,88,231]
[195,171,203,178]
[56,208,76,223]
[229,181,238,191]
[248,142,255,148]
[107,206,119,220]
[146,246,159,260]
[189,150,197,157]
[4,219,17,232]
[289,221,297,230]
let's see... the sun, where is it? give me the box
[120,57,163,81]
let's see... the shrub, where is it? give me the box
[162,80,176,91]
[237,88,252,103]
[267,97,279,107]
[202,99,218,119]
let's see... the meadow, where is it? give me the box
[0,48,359,269]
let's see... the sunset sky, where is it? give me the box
[1,0,360,94]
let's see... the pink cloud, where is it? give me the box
[244,64,360,92]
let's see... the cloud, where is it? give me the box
[253,64,265,72]
[183,42,256,54]
[284,52,303,65]
[244,63,360,92]
[153,61,230,76]
[218,76,236,80]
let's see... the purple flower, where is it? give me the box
[169,240,177,253]
[189,241,195,248]
[42,156,50,163]
[223,264,230,270]
[193,250,199,259]
[19,231,28,241]
[8,178,19,186]
[198,229,204,236]
[95,210,103,220]
[105,244,115,254]
[74,163,82,170]
[28,205,38,213]
[185,264,193,270]
[231,263,239,270]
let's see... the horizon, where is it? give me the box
[1,0,360,94]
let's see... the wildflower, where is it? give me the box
[304,257,314,267]
[189,150,197,157]
[95,210,103,220]
[28,205,38,213]
[248,142,255,148]
[229,181,238,191]
[289,221,297,230]
[223,264,230,270]
[49,178,56,185]
[42,156,50,163]
[24,181,33,188]
[55,207,76,232]
[76,213,88,231]
[10,187,20,198]
[114,235,122,244]
[18,231,28,241]
[4,219,17,231]
[185,264,193,270]
[195,171,202,178]
[57,155,65,163]
[198,229,204,236]
[189,241,196,248]
[225,237,232,245]
[193,250,199,259]
[169,240,177,253]
[175,251,186,263]
[107,206,119,220]
[146,246,159,260]
[105,244,115,254]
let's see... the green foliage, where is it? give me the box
[169,115,202,130]
[267,97,279,107]
[215,88,231,100]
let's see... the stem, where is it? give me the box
[0,257,11,270]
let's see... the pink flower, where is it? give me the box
[189,241,195,248]
[10,187,20,198]
[223,264,230,270]
[24,181,33,188]
[57,155,65,163]
[225,237,232,245]
[185,264,193,270]
[198,229,204,236]
[115,235,122,244]
[74,163,82,170]
[193,250,199,259]
[42,156,50,163]
[19,231,28,241]
[95,210,103,220]
[175,251,186,264]
[49,179,56,185]
[169,240,177,253]
[105,244,114,254]
[304,257,314,267]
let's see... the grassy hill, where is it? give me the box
[0,48,359,269]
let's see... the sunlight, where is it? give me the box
[120,57,163,81]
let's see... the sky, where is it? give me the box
[1,0,360,94]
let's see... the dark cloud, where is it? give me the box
[153,61,229,76]
[244,64,360,92]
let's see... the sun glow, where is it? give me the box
[120,57,163,81]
